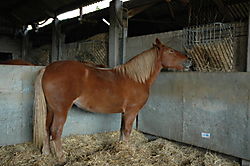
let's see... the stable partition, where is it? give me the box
[138,72,250,161]
[0,65,121,146]
[126,27,249,161]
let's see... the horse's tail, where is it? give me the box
[33,68,47,150]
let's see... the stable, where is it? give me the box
[0,0,249,165]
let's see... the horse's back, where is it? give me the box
[42,61,125,113]
[0,59,34,66]
[42,60,149,114]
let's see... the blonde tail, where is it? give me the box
[33,68,47,151]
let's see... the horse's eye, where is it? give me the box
[169,49,174,53]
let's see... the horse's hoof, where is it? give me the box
[55,160,66,166]
[57,155,67,165]
[42,147,51,155]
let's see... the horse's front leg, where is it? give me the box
[119,111,138,141]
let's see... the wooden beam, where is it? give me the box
[21,30,29,60]
[212,0,234,22]
[51,18,64,63]
[242,160,250,166]
[121,10,128,63]
[109,0,122,67]
[39,0,56,18]
[165,0,175,20]
[128,3,155,19]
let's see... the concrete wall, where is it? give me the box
[138,73,250,161]
[126,31,250,160]
[126,30,184,61]
[0,65,121,146]
[0,36,21,59]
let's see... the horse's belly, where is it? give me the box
[74,96,123,114]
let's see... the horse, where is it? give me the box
[0,59,34,66]
[33,38,191,163]
[82,61,107,68]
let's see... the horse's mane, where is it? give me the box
[115,48,158,83]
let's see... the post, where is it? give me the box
[109,0,122,67]
[21,29,28,60]
[121,9,128,63]
[58,33,65,61]
[247,9,250,71]
[242,160,250,166]
[51,18,62,63]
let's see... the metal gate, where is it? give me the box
[183,23,234,72]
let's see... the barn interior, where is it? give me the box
[0,0,250,165]
[0,0,249,67]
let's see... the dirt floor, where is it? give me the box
[0,130,240,166]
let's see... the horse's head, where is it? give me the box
[154,38,192,71]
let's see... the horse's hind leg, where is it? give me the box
[42,106,53,155]
[119,111,138,141]
[50,109,69,163]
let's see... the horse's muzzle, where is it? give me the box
[182,59,192,71]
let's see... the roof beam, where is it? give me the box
[165,0,175,20]
[212,0,234,22]
[127,2,157,19]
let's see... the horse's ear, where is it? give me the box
[155,38,162,46]
[153,38,162,50]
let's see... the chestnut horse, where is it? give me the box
[0,59,34,66]
[33,38,191,162]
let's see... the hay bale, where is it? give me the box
[0,130,239,166]
[74,33,108,66]
[186,40,234,72]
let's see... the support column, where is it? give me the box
[21,29,28,60]
[51,18,62,63]
[58,33,65,61]
[109,0,122,67]
[242,160,250,166]
[121,9,128,63]
[247,9,250,71]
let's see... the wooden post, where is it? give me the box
[121,9,128,63]
[58,33,65,61]
[247,9,250,71]
[21,29,28,60]
[109,0,122,67]
[242,160,250,166]
[51,18,62,63]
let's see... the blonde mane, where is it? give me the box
[115,48,158,83]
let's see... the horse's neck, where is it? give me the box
[115,48,162,85]
[145,58,162,86]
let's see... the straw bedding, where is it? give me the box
[0,130,239,166]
